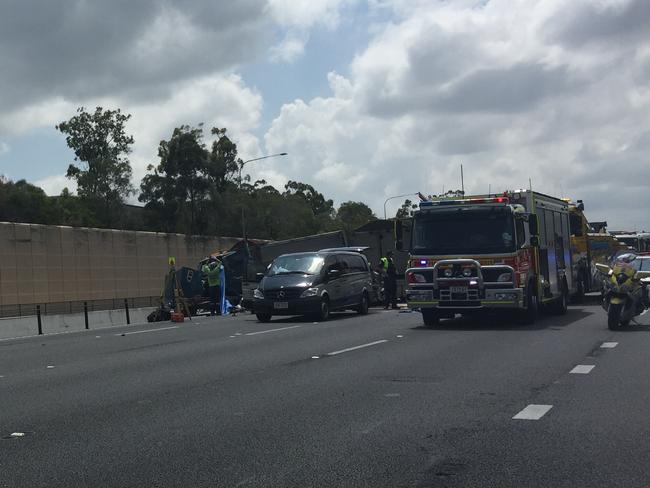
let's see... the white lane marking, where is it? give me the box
[46,365,55,369]
[245,325,301,336]
[115,326,179,336]
[384,393,400,398]
[10,432,26,437]
[396,335,404,338]
[513,404,553,420]
[327,339,388,356]
[601,342,618,349]
[311,356,320,359]
[570,364,595,374]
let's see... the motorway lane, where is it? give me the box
[0,304,647,487]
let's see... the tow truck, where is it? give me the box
[399,190,575,326]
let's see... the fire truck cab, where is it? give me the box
[402,190,574,326]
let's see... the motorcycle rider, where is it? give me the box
[614,253,650,308]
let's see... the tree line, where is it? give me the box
[0,107,377,240]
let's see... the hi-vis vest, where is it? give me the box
[202,262,222,286]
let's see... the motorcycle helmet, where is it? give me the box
[615,253,637,265]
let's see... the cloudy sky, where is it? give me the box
[1,0,649,230]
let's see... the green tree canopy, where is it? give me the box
[139,125,211,234]
[337,201,376,231]
[56,106,134,201]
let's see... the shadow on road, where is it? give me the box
[241,309,384,325]
[410,307,595,332]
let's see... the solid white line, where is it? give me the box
[513,404,553,420]
[116,326,179,336]
[570,364,595,374]
[327,339,388,356]
[600,342,618,349]
[245,325,301,336]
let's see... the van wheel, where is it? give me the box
[314,297,330,321]
[356,293,369,315]
[256,313,272,323]
[422,309,439,328]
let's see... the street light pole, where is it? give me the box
[383,192,419,220]
[238,152,288,189]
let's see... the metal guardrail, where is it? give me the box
[0,296,159,320]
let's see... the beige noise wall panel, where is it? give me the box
[0,222,240,307]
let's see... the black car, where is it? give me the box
[253,251,373,322]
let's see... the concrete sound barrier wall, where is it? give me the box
[0,222,240,309]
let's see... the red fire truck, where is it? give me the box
[400,190,575,326]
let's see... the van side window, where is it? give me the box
[354,255,368,272]
[343,255,366,272]
[324,257,339,275]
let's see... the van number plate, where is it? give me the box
[274,302,289,309]
[450,286,467,294]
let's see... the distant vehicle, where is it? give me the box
[610,232,650,253]
[253,250,373,322]
[567,201,627,300]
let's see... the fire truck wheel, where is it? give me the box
[422,309,440,328]
[574,278,584,303]
[518,285,538,325]
[552,282,568,315]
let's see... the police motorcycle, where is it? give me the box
[596,254,650,330]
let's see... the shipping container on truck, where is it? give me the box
[400,190,574,326]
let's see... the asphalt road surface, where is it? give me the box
[2,303,650,487]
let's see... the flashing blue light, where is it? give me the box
[419,259,428,266]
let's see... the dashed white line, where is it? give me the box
[570,364,595,374]
[245,325,301,336]
[327,339,388,356]
[513,404,553,420]
[46,365,55,369]
[115,326,179,336]
[600,342,618,349]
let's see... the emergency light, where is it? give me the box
[419,196,509,208]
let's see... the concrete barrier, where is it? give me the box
[0,307,156,340]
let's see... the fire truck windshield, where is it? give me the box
[412,208,516,255]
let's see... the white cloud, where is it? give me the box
[270,32,308,63]
[5,73,263,198]
[0,141,9,155]
[261,0,650,230]
[33,174,76,196]
[267,0,350,29]
[266,0,355,63]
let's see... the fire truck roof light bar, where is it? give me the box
[420,196,509,208]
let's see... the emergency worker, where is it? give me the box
[202,256,223,316]
[381,251,398,310]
